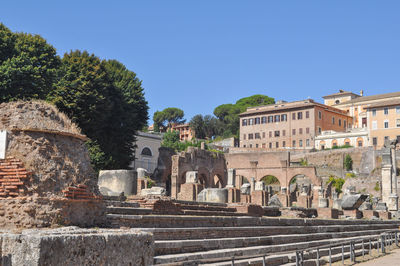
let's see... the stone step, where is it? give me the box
[104,200,140,208]
[106,214,400,229]
[177,204,237,212]
[142,224,397,240]
[181,209,246,217]
[107,207,152,215]
[153,234,383,264]
[154,229,390,256]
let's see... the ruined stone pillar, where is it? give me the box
[250,177,256,192]
[226,168,236,188]
[381,139,398,211]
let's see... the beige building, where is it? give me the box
[239,99,352,150]
[131,131,162,173]
[323,90,400,149]
[315,128,369,150]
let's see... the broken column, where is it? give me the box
[136,168,148,196]
[251,181,268,206]
[381,139,399,212]
[226,169,240,203]
[177,171,204,201]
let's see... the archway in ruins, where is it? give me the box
[260,175,281,194]
[213,174,224,188]
[288,174,312,204]
[165,174,171,196]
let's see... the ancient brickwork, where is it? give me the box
[0,157,31,197]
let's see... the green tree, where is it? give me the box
[344,154,353,171]
[0,23,61,102]
[161,129,181,150]
[49,50,148,171]
[153,107,185,132]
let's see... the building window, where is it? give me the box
[318,111,322,120]
[372,109,377,116]
[255,133,261,139]
[274,131,280,137]
[269,143,272,148]
[262,132,266,138]
[255,117,260,124]
[372,137,377,146]
[358,140,363,147]
[297,112,303,120]
[299,140,303,147]
[282,130,286,136]
[276,142,279,148]
[385,136,389,142]
[306,139,310,147]
[268,116,274,123]
[243,134,246,140]
[292,129,296,135]
[242,119,247,126]
[269,131,272,138]
[281,114,287,121]
[249,118,253,125]
[141,147,152,156]
[249,144,252,148]
[306,127,310,134]
[396,119,400,128]
[243,144,246,148]
[306,111,310,119]
[384,121,389,128]
[282,141,286,147]
[292,113,296,120]
[397,106,400,114]
[256,144,259,148]
[248,133,254,139]
[299,128,303,134]
[332,117,335,124]
[261,116,267,124]
[344,120,347,128]
[274,115,280,122]
[292,140,296,147]
[339,119,341,126]
[262,143,266,148]
[372,121,377,130]
[384,108,389,115]
[318,127,321,134]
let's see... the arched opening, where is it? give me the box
[141,147,152,156]
[165,175,171,196]
[356,137,363,147]
[335,100,340,104]
[199,173,207,187]
[213,175,223,188]
[332,139,338,148]
[344,138,351,146]
[320,140,326,150]
[260,175,280,194]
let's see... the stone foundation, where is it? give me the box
[317,208,339,219]
[343,209,363,219]
[0,227,153,265]
[0,197,106,229]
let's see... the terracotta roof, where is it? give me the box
[335,91,400,105]
[365,99,400,109]
[322,91,359,98]
[239,99,349,117]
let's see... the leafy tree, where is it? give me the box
[189,114,206,139]
[49,50,148,171]
[161,129,181,150]
[0,23,61,102]
[213,94,275,137]
[189,114,223,139]
[344,154,353,171]
[327,176,345,194]
[153,107,185,132]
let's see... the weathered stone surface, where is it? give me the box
[240,183,251,195]
[185,171,198,184]
[137,167,148,179]
[268,194,283,207]
[141,186,166,196]
[375,202,388,211]
[0,227,154,266]
[358,201,372,211]
[197,188,228,203]
[341,194,368,210]
[98,170,137,196]
[254,181,265,191]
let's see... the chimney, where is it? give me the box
[360,90,364,96]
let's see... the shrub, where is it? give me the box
[374,181,380,192]
[345,172,356,178]
[146,177,156,188]
[300,158,308,166]
[327,175,345,194]
[344,154,353,171]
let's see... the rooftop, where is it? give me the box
[365,99,400,109]
[335,91,400,106]
[322,90,360,99]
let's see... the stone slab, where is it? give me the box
[317,208,339,219]
[98,170,137,196]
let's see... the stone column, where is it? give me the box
[226,168,236,188]
[381,139,398,211]
[250,177,256,192]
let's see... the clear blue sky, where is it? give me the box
[2,1,400,124]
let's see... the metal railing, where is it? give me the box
[295,230,400,266]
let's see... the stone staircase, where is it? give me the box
[105,204,400,265]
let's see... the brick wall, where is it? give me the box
[0,157,31,197]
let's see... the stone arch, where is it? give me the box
[287,167,322,188]
[141,147,152,156]
[198,166,211,188]
[260,174,281,194]
[213,175,223,188]
[211,169,226,188]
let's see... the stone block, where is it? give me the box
[375,202,388,211]
[178,183,203,201]
[185,171,198,184]
[296,195,312,208]
[232,204,264,217]
[333,199,342,210]
[268,194,283,207]
[240,194,251,203]
[0,227,154,265]
[254,181,265,191]
[318,198,329,208]
[262,206,281,217]
[362,210,379,219]
[358,202,372,211]
[227,187,241,203]
[137,168,148,179]
[378,211,392,220]
[343,209,363,219]
[341,194,368,210]
[197,188,228,203]
[98,170,137,196]
[141,186,166,197]
[240,183,251,195]
[317,208,339,219]
[251,190,268,206]
[226,168,236,188]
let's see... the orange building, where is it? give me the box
[171,123,195,141]
[239,99,352,150]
